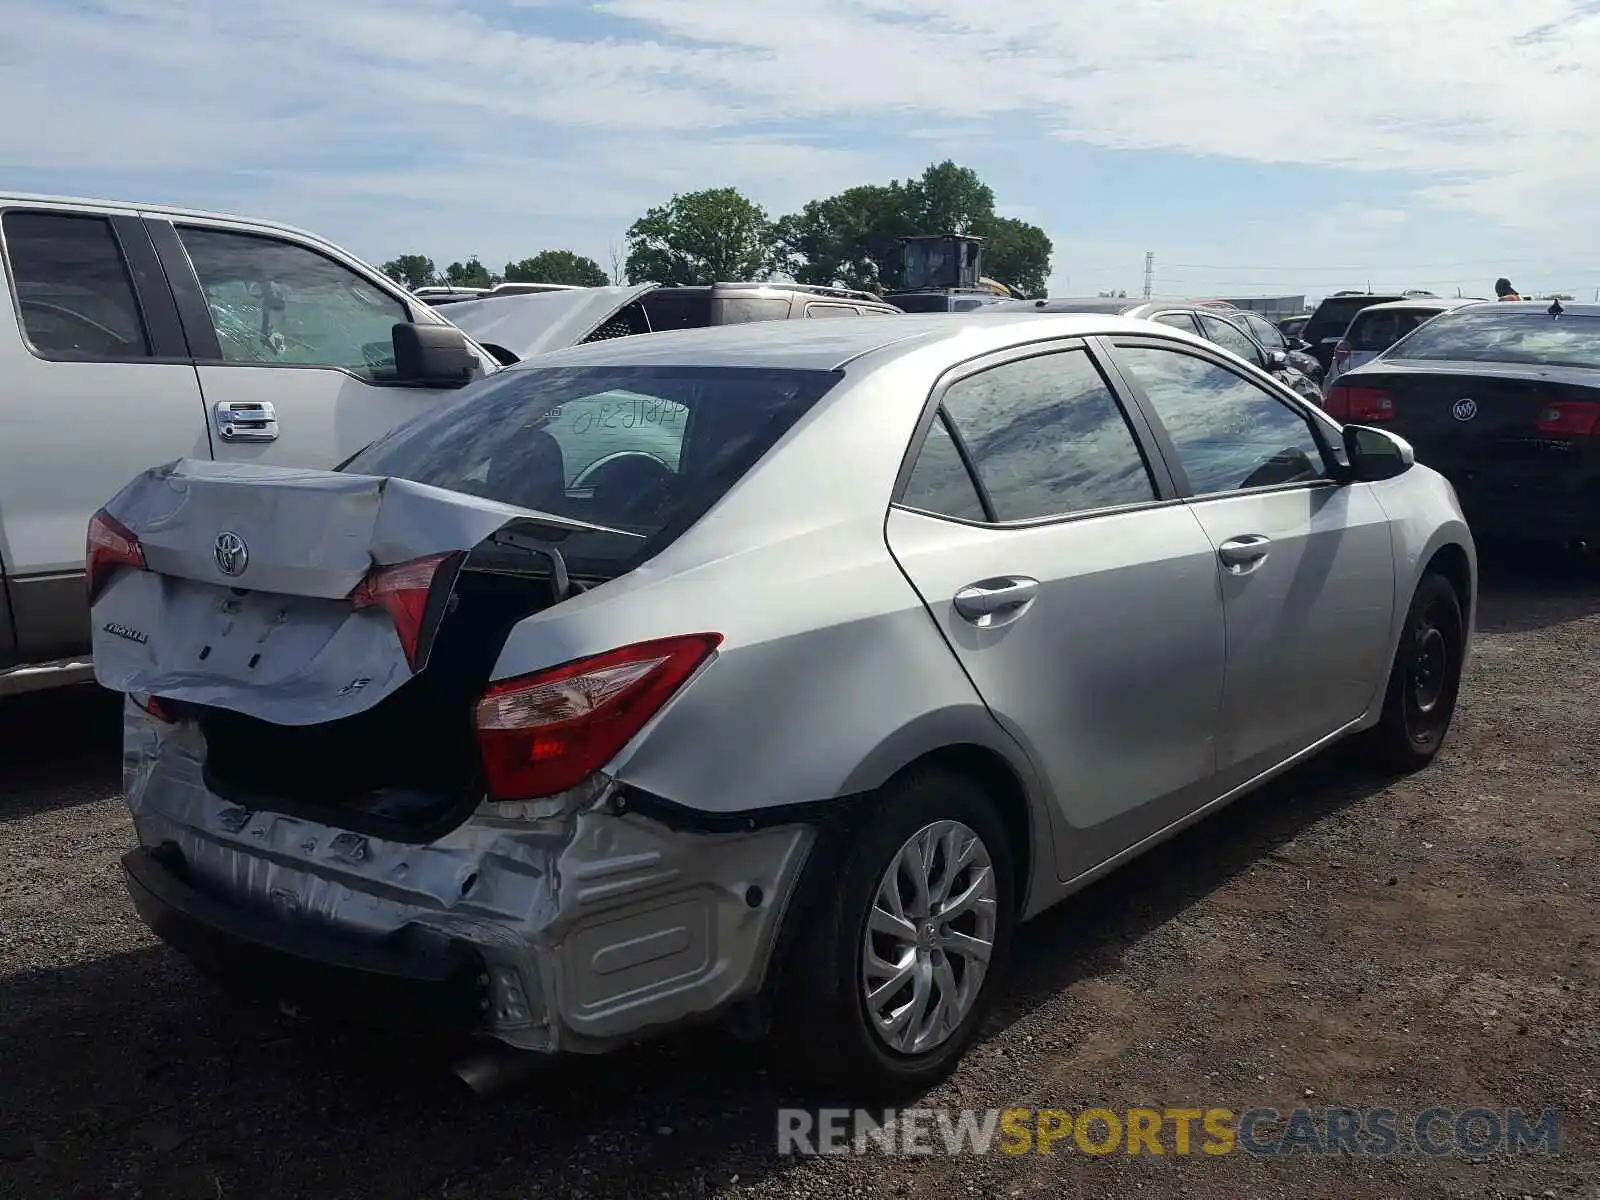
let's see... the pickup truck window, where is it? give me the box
[3,211,152,360]
[176,227,409,381]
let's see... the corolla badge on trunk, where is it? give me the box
[1452,398,1479,422]
[214,530,249,577]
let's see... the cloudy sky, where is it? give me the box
[5,0,1600,303]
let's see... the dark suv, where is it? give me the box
[1299,293,1409,373]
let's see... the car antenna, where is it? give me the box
[1548,297,1565,317]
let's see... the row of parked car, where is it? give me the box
[2,190,1588,1098]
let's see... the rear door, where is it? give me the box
[883,339,1229,882]
[146,217,464,469]
[1104,336,1397,782]
[0,204,209,659]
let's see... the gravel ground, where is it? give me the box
[2,549,1597,1199]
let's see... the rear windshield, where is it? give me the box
[1304,297,1403,342]
[1347,309,1438,352]
[1387,310,1600,369]
[343,364,842,574]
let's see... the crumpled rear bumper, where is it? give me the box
[121,705,816,1054]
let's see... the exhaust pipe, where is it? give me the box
[451,1048,542,1097]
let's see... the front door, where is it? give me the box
[150,219,457,469]
[1105,337,1397,782]
[884,342,1229,883]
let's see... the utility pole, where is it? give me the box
[1143,252,1154,299]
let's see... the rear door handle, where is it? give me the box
[213,400,279,443]
[953,576,1039,624]
[1217,534,1272,573]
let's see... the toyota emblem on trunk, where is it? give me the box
[1452,398,1478,422]
[214,531,249,577]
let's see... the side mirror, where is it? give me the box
[1342,424,1414,482]
[1266,349,1290,372]
[1296,338,1314,352]
[392,322,475,387]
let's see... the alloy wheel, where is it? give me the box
[861,819,999,1056]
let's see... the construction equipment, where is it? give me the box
[882,234,1025,313]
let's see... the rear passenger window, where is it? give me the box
[901,412,987,521]
[940,349,1157,521]
[805,303,858,318]
[4,211,152,359]
[1152,312,1199,333]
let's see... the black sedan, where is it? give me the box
[1325,300,1600,547]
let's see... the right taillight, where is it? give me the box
[474,633,723,802]
[86,508,146,605]
[1325,384,1395,422]
[1535,400,1600,437]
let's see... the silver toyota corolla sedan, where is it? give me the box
[89,312,1475,1097]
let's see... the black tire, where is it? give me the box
[1363,571,1465,773]
[771,767,1016,1101]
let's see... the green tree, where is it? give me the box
[380,254,438,289]
[504,250,608,287]
[624,188,777,285]
[774,161,1052,297]
[443,256,498,289]
[982,217,1053,299]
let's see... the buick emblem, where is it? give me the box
[214,530,249,577]
[1451,398,1478,422]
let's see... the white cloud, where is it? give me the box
[2,0,1599,286]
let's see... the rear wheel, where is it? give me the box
[772,769,1015,1099]
[1364,572,1464,772]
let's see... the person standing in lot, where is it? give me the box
[1495,278,1523,300]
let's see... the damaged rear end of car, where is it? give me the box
[96,357,845,1059]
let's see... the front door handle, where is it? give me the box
[1217,534,1272,573]
[953,576,1040,624]
[213,400,279,443]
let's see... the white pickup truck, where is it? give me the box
[0,194,509,696]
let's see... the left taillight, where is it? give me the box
[474,633,723,802]
[348,551,461,671]
[86,508,146,605]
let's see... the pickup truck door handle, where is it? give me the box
[953,576,1040,625]
[213,400,279,444]
[1217,534,1272,573]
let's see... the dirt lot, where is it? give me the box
[2,550,1597,1200]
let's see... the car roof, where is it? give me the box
[1351,298,1483,316]
[514,312,1182,374]
[1475,300,1600,315]
[0,191,337,247]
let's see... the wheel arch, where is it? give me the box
[875,741,1042,919]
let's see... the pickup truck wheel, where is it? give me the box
[1364,572,1464,773]
[772,768,1015,1100]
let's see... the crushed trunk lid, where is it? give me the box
[90,458,628,725]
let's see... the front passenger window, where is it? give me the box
[1115,345,1329,495]
[177,227,409,380]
